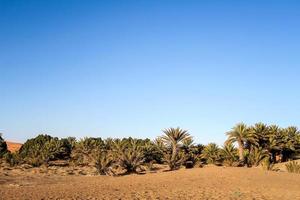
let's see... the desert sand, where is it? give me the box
[6,142,22,153]
[1,166,300,200]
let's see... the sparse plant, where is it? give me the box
[285,161,300,173]
[261,157,276,171]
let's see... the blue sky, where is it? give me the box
[1,0,300,144]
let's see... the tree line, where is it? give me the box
[0,123,299,175]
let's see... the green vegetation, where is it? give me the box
[0,134,8,157]
[1,122,300,175]
[161,127,192,170]
[201,143,221,165]
[18,134,72,167]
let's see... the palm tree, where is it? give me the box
[221,143,238,166]
[250,123,268,149]
[267,125,282,163]
[201,143,220,165]
[94,150,115,175]
[248,147,269,167]
[71,137,104,166]
[115,139,144,174]
[281,126,299,161]
[226,123,256,163]
[161,127,191,170]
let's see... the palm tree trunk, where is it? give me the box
[171,143,177,161]
[237,140,244,162]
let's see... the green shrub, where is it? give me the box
[71,137,104,166]
[142,141,164,164]
[19,134,73,166]
[201,143,221,165]
[285,161,300,173]
[220,143,238,166]
[0,134,8,157]
[115,139,144,174]
[248,147,269,167]
[3,152,21,166]
[94,150,115,175]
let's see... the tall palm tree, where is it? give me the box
[226,123,256,163]
[161,127,191,170]
[267,125,282,162]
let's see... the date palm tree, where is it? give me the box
[267,125,283,162]
[201,143,220,165]
[94,150,115,175]
[250,123,268,149]
[161,127,191,170]
[115,139,144,174]
[226,123,256,163]
[221,143,238,166]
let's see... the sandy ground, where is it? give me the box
[0,166,300,200]
[6,141,22,153]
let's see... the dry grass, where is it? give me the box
[1,165,300,200]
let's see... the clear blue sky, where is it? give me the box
[1,0,300,144]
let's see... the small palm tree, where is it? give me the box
[248,147,269,167]
[71,137,104,166]
[115,139,144,174]
[201,143,221,165]
[161,127,191,170]
[94,150,115,175]
[221,143,238,166]
[226,123,256,163]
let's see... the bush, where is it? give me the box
[201,143,221,165]
[261,157,276,171]
[3,152,21,166]
[248,147,269,167]
[220,143,238,166]
[71,137,104,166]
[115,139,144,174]
[94,150,115,175]
[142,141,164,164]
[286,161,300,173]
[0,134,8,158]
[19,134,73,166]
[163,150,185,170]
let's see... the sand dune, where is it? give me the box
[6,141,22,153]
[1,166,299,200]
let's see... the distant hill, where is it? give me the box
[6,141,22,153]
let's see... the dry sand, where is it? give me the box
[1,166,300,200]
[6,142,22,153]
